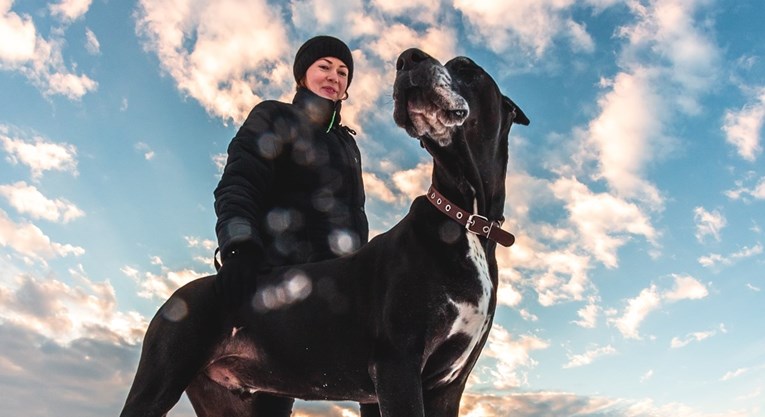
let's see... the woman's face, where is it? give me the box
[303,56,349,101]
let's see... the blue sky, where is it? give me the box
[1,0,764,416]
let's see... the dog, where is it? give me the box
[119,48,529,417]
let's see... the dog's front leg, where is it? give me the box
[423,380,467,417]
[370,355,425,417]
[120,276,224,417]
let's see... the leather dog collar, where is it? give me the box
[426,185,515,247]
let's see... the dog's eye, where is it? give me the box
[456,66,481,84]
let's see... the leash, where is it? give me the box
[426,185,515,247]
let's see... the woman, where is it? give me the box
[212,35,369,415]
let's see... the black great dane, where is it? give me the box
[119,48,529,417]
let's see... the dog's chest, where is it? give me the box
[438,233,493,385]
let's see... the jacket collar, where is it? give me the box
[293,87,342,130]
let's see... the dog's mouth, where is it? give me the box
[394,61,469,146]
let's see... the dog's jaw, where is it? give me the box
[394,59,469,146]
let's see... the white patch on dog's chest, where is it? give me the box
[440,233,492,385]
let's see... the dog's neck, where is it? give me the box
[426,130,508,223]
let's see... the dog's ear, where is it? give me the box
[503,95,530,126]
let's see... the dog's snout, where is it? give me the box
[450,110,467,119]
[396,48,432,72]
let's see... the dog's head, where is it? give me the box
[393,48,529,148]
[393,48,529,214]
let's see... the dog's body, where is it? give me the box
[119,48,528,417]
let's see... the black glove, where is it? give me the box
[214,241,263,306]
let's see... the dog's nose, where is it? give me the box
[396,48,432,71]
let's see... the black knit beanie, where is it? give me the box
[293,35,354,88]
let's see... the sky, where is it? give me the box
[0,0,763,416]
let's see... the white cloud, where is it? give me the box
[663,274,708,301]
[497,269,524,308]
[693,207,726,242]
[0,3,96,98]
[0,209,84,264]
[212,152,226,176]
[720,367,748,382]
[84,27,100,54]
[586,69,666,207]
[0,181,84,223]
[362,171,397,204]
[507,0,721,313]
[0,264,190,417]
[610,275,708,339]
[370,0,441,23]
[366,23,457,65]
[640,369,654,383]
[723,87,765,162]
[45,70,98,98]
[134,142,155,160]
[480,325,549,390]
[1,129,78,179]
[619,0,720,106]
[558,0,720,247]
[49,0,92,22]
[573,297,600,328]
[453,0,598,59]
[291,0,365,34]
[726,176,765,201]
[563,344,616,368]
[134,0,461,129]
[0,270,146,346]
[391,162,432,202]
[458,391,729,417]
[698,243,763,268]
[551,176,657,268]
[291,391,726,417]
[670,324,725,348]
[0,0,37,64]
[135,0,292,124]
[122,257,205,301]
[184,236,216,252]
[609,285,661,340]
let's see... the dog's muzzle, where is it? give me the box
[393,49,469,145]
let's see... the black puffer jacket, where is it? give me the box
[214,88,368,267]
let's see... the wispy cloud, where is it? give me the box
[572,297,601,328]
[134,142,155,160]
[670,324,726,348]
[698,243,763,268]
[723,86,765,162]
[609,284,662,340]
[640,369,654,383]
[694,207,726,242]
[726,174,765,201]
[84,27,100,55]
[721,367,749,382]
[609,274,708,339]
[563,344,616,368]
[476,325,549,390]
